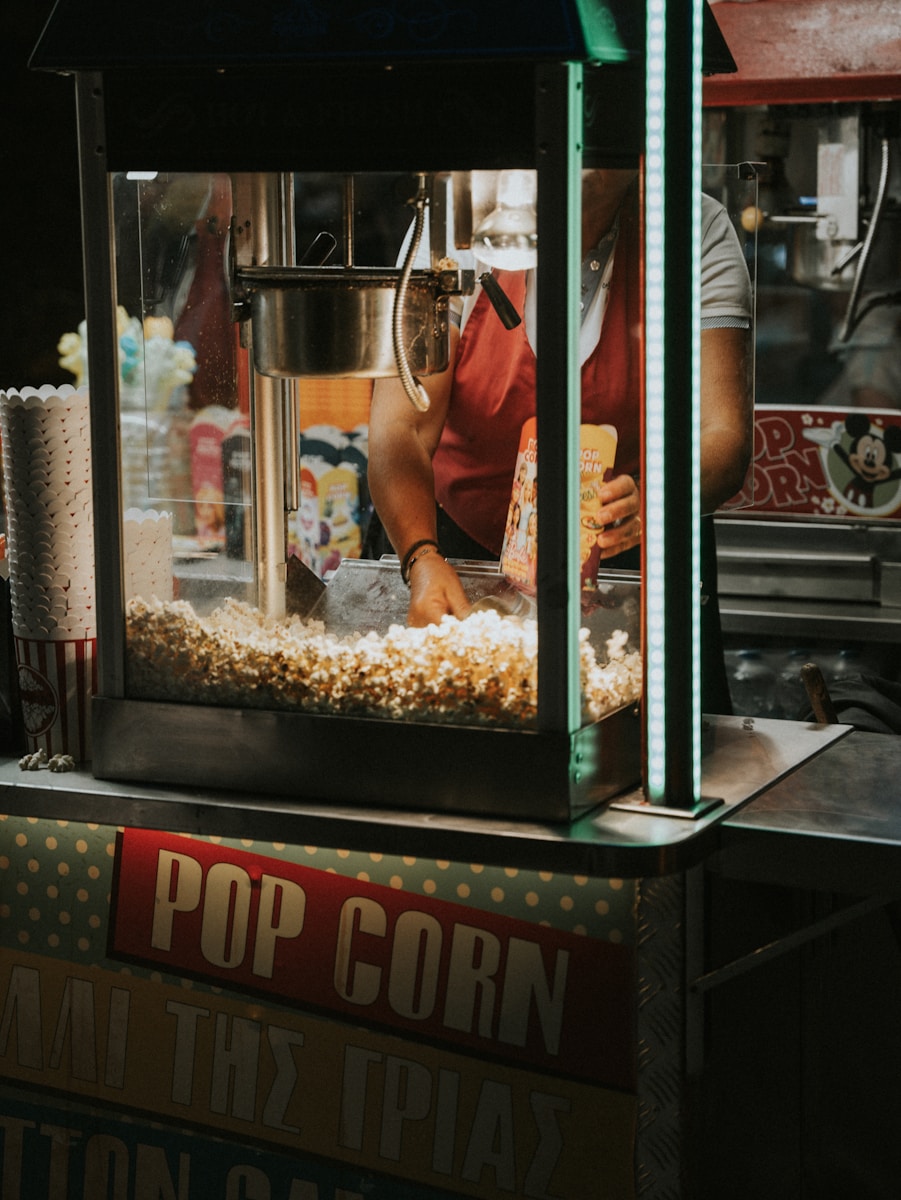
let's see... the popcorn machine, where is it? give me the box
[28,0,797,822]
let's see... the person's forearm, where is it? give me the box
[700,425,753,512]
[700,326,754,512]
[368,412,441,559]
[368,332,457,560]
[367,375,471,623]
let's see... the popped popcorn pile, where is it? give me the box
[125,596,642,728]
[18,749,76,773]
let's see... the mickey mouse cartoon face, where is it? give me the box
[848,415,901,481]
[833,412,901,508]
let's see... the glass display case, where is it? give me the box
[28,0,776,823]
[107,169,643,748]
[79,88,652,821]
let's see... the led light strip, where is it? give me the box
[690,0,703,797]
[644,0,703,801]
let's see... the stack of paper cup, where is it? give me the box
[0,384,96,761]
[123,508,174,602]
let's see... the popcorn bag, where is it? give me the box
[294,458,361,578]
[578,422,619,589]
[0,384,97,761]
[500,417,539,592]
[189,404,233,544]
[501,417,618,593]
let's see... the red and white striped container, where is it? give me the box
[14,634,97,762]
[0,385,97,762]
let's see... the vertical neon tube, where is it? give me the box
[644,0,703,802]
[690,0,703,796]
[644,0,667,798]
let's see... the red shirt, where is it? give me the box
[432,198,641,554]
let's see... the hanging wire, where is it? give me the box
[393,173,431,412]
[837,136,892,343]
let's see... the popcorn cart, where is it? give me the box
[27,2,841,824]
[1,7,872,1200]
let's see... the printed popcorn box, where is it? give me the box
[501,417,618,593]
[728,405,901,520]
[189,404,232,544]
[294,458,361,578]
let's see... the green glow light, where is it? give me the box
[644,0,704,802]
[644,0,668,799]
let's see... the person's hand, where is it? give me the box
[407,552,471,627]
[594,473,642,559]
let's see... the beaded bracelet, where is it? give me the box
[400,538,441,585]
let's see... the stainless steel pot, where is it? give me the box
[236,266,451,379]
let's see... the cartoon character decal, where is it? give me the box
[802,411,901,517]
[830,413,901,512]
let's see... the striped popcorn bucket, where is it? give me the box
[1,385,96,761]
[14,634,97,762]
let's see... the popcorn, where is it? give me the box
[125,596,641,728]
[18,749,76,773]
[19,750,47,771]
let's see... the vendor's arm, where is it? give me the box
[368,328,471,625]
[592,324,753,558]
[699,324,754,512]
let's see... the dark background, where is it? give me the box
[2,3,84,389]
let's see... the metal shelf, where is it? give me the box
[720,596,901,643]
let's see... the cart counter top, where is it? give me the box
[0,716,854,879]
[712,729,901,898]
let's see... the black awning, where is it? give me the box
[30,0,633,71]
[30,0,735,75]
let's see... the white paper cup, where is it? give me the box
[1,385,96,641]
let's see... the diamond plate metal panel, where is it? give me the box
[636,874,687,1198]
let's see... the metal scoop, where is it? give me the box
[466,589,535,621]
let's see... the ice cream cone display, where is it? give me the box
[57,306,196,415]
[58,306,197,512]
[0,384,96,760]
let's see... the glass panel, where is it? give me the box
[119,170,642,732]
[701,160,760,513]
[112,172,252,617]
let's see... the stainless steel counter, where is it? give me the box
[716,515,901,644]
[714,729,901,897]
[0,715,847,878]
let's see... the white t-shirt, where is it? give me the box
[409,191,752,362]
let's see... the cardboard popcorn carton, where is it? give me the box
[189,404,233,544]
[501,417,618,593]
[577,422,620,587]
[294,459,361,578]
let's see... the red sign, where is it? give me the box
[110,829,636,1091]
[730,405,901,520]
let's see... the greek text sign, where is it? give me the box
[0,949,636,1199]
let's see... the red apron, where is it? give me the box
[432,200,641,554]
